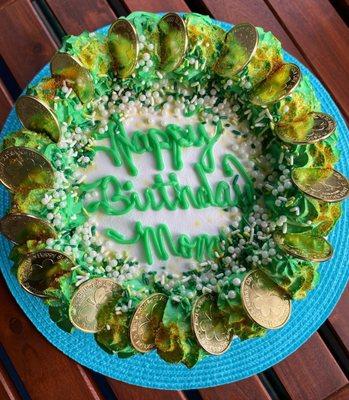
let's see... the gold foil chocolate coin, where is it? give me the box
[130,293,168,353]
[108,19,139,78]
[291,167,349,202]
[0,213,56,244]
[69,278,121,333]
[50,52,94,103]
[15,95,61,142]
[241,270,291,329]
[0,146,54,192]
[274,232,333,261]
[158,13,188,72]
[17,250,74,297]
[215,23,258,77]
[251,63,301,106]
[276,112,336,144]
[192,294,231,355]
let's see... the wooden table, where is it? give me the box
[0,1,348,399]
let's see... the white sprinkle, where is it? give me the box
[232,278,241,286]
[65,88,73,98]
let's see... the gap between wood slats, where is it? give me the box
[325,384,349,400]
[35,0,66,39]
[0,0,57,88]
[329,0,349,26]
[0,77,14,129]
[0,58,21,100]
[272,333,348,400]
[0,346,30,400]
[187,0,305,62]
[0,366,21,400]
[108,0,128,16]
[318,322,349,378]
[92,372,118,400]
[327,288,349,355]
[184,390,203,400]
[259,370,291,400]
[263,0,349,121]
[32,0,61,45]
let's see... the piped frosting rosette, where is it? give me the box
[0,12,348,367]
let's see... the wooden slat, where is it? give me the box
[200,376,271,400]
[331,1,349,25]
[0,278,104,400]
[328,287,349,354]
[107,380,186,400]
[266,0,349,120]
[115,4,277,398]
[59,2,286,398]
[326,384,349,400]
[46,0,116,35]
[39,2,187,397]
[0,80,13,129]
[0,0,57,88]
[273,333,348,400]
[0,361,21,400]
[121,0,190,13]
[201,0,305,62]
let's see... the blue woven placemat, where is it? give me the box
[0,20,348,390]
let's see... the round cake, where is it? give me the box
[0,11,348,368]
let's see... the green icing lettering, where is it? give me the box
[82,120,255,264]
[106,222,221,265]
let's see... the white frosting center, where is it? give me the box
[85,106,252,273]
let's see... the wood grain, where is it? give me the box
[266,0,349,120]
[328,287,349,354]
[200,376,271,400]
[0,361,21,400]
[37,2,189,397]
[273,333,348,400]
[326,384,349,400]
[121,0,190,13]
[201,0,305,62]
[0,0,57,88]
[0,278,104,400]
[0,80,13,129]
[107,379,186,400]
[46,0,116,35]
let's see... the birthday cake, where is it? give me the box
[0,12,348,367]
